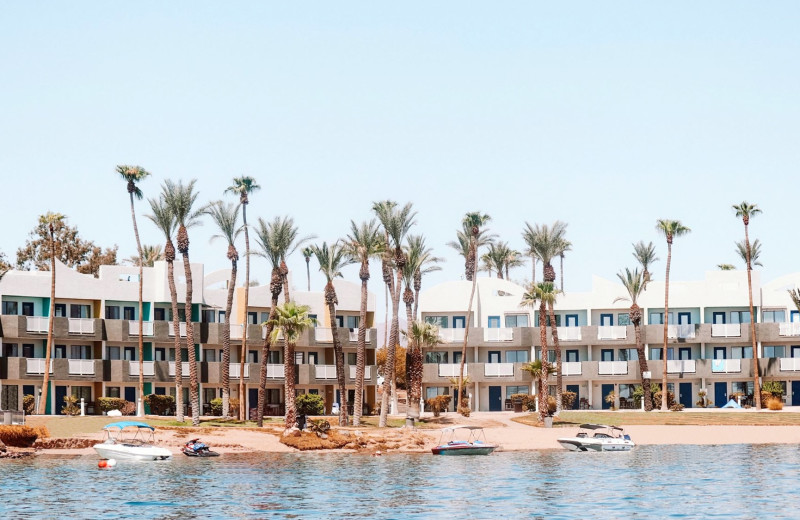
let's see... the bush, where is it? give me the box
[604,391,617,410]
[0,425,43,447]
[546,396,557,415]
[230,398,240,418]
[561,391,577,410]
[61,395,80,416]
[425,395,452,417]
[767,398,784,411]
[210,398,223,416]
[308,419,331,435]
[509,393,536,412]
[670,403,685,412]
[97,397,126,414]
[296,393,325,415]
[652,390,675,409]
[23,395,35,415]
[122,401,136,415]
[144,394,175,416]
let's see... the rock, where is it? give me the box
[0,439,6,452]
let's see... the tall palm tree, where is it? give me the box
[788,289,800,316]
[447,224,496,279]
[632,241,658,285]
[656,219,691,411]
[457,212,491,416]
[225,176,260,420]
[406,235,443,320]
[267,301,314,429]
[736,238,763,268]
[344,219,384,426]
[302,247,313,292]
[483,242,510,279]
[162,179,203,426]
[310,241,354,426]
[402,320,441,424]
[128,244,163,267]
[373,200,416,427]
[524,220,568,285]
[145,197,182,421]
[520,282,552,421]
[204,201,242,418]
[614,267,653,411]
[504,248,526,281]
[37,212,65,415]
[733,201,762,410]
[558,240,572,291]
[116,165,151,416]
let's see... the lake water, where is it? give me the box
[3,444,800,519]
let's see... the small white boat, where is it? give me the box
[557,424,635,452]
[431,426,498,455]
[93,421,172,461]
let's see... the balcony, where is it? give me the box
[314,365,337,380]
[437,364,467,378]
[129,321,155,336]
[597,326,627,340]
[557,327,581,341]
[267,364,285,379]
[348,365,373,380]
[229,324,245,340]
[668,325,695,340]
[779,323,800,337]
[560,361,582,376]
[438,328,466,343]
[711,359,741,373]
[168,361,191,376]
[667,359,696,374]
[484,363,514,377]
[598,361,628,375]
[314,328,334,343]
[26,316,50,334]
[779,358,800,371]
[168,322,188,338]
[129,361,155,377]
[483,328,513,342]
[348,329,371,342]
[229,362,250,379]
[711,324,741,338]
[26,358,53,374]
[68,318,95,335]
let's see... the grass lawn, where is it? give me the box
[512,411,800,428]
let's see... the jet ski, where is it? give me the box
[181,439,220,457]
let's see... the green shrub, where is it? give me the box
[561,391,577,410]
[61,395,80,416]
[144,394,175,416]
[425,395,452,417]
[296,393,325,415]
[308,418,330,435]
[97,397,126,413]
[22,395,35,415]
[210,398,223,416]
[509,393,536,411]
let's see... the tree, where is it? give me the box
[302,247,313,292]
[204,200,242,418]
[37,212,65,415]
[402,235,442,322]
[162,179,203,425]
[520,283,550,421]
[614,267,653,411]
[788,289,800,317]
[402,320,441,423]
[310,241,354,426]
[127,245,163,267]
[457,212,491,416]
[0,251,11,272]
[717,264,736,271]
[267,301,314,429]
[632,241,659,284]
[146,196,183,421]
[16,218,117,276]
[736,238,763,268]
[733,201,762,410]
[656,219,691,411]
[344,219,384,426]
[117,164,151,416]
[376,344,407,388]
[447,223,496,279]
[558,240,572,291]
[225,176,260,420]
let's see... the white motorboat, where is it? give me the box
[431,426,498,455]
[93,421,172,461]
[557,424,635,452]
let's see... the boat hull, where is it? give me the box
[557,438,634,452]
[431,445,497,455]
[94,443,173,461]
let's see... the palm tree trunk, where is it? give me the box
[182,251,200,426]
[661,242,672,411]
[38,229,56,415]
[130,192,145,416]
[744,223,761,410]
[167,258,184,422]
[539,300,549,421]
[221,259,236,418]
[531,256,536,285]
[457,262,477,415]
[353,270,369,426]
[379,274,400,427]
[328,288,349,426]
[548,301,562,415]
[306,259,310,292]
[257,298,279,427]
[241,204,250,421]
[633,315,653,411]
[284,338,297,429]
[560,254,564,292]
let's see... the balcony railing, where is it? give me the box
[267,364,284,379]
[557,327,582,341]
[26,316,49,334]
[68,359,96,375]
[779,358,800,371]
[68,318,95,335]
[229,362,250,379]
[229,324,244,340]
[560,361,582,376]
[26,358,53,374]
[598,361,628,375]
[129,361,155,377]
[314,365,337,380]
[711,324,741,338]
[779,323,800,337]
[129,321,154,336]
[437,364,467,378]
[168,322,188,338]
[315,328,334,343]
[438,328,466,343]
[667,359,696,374]
[348,329,371,342]
[484,328,513,342]
[667,324,695,339]
[711,359,741,373]
[484,363,514,377]
[348,365,373,379]
[168,361,191,376]
[262,327,285,341]
[597,326,627,340]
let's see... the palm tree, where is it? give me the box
[614,267,653,411]
[457,212,491,416]
[204,201,242,418]
[504,248,526,281]
[524,220,568,285]
[736,238,763,268]
[145,197,182,421]
[402,235,443,323]
[558,240,572,291]
[632,241,659,285]
[733,201,762,410]
[225,176,260,420]
[717,264,736,271]
[656,219,691,411]
[162,179,203,426]
[128,244,163,267]
[267,301,314,429]
[447,224,496,279]
[310,241,354,426]
[520,283,551,421]
[520,359,543,410]
[116,165,151,417]
[788,289,800,316]
[344,219,384,426]
[302,247,313,292]
[402,320,441,424]
[37,212,65,415]
[483,243,507,279]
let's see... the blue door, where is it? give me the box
[713,312,726,324]
[601,384,614,410]
[249,389,259,416]
[55,386,68,415]
[678,312,691,325]
[715,382,727,407]
[793,381,800,406]
[679,382,692,409]
[124,387,136,404]
[489,386,502,412]
[566,315,578,327]
[453,316,466,329]
[566,385,580,410]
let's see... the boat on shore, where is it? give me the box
[431,425,498,455]
[557,424,635,452]
[182,439,220,457]
[93,421,172,461]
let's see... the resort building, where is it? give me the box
[0,261,378,416]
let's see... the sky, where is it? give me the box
[1,2,799,320]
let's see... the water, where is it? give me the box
[3,444,800,519]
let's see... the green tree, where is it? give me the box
[402,234,442,322]
[37,212,65,415]
[632,241,659,284]
[614,268,653,411]
[717,263,736,271]
[448,223,496,279]
[736,238,763,268]
[302,246,313,292]
[127,244,163,267]
[16,218,117,276]
[521,283,555,421]
[402,320,441,423]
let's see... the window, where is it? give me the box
[425,351,449,364]
[268,351,281,364]
[54,304,67,317]
[650,347,674,361]
[505,350,529,363]
[154,308,166,321]
[154,387,166,395]
[504,314,529,328]
[123,307,135,320]
[487,316,501,328]
[3,343,18,357]
[649,312,675,325]
[54,345,66,358]
[347,316,360,329]
[731,346,753,359]
[22,344,34,358]
[565,315,578,327]
[618,348,638,361]
[295,352,305,364]
[763,346,785,358]
[566,350,579,362]
[108,346,121,360]
[203,387,217,404]
[731,381,754,396]
[601,349,614,362]
[763,310,786,323]
[488,351,501,363]
[453,316,466,328]
[202,310,215,323]
[203,349,217,362]
[123,346,136,361]
[425,387,449,399]
[335,316,344,328]
[218,310,226,323]
[730,311,751,324]
[70,304,90,319]
[22,302,34,317]
[248,350,258,363]
[248,312,258,325]
[2,301,18,315]
[70,345,91,360]
[308,352,318,365]
[535,314,562,327]
[260,312,269,323]
[453,352,462,364]
[617,314,630,326]
[105,306,120,320]
[347,353,357,365]
[72,386,91,401]
[308,314,318,325]
[423,316,446,328]
[678,348,692,360]
[266,389,281,404]
[154,348,166,361]
[600,314,613,326]
[506,385,529,398]
[106,387,121,398]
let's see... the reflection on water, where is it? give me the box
[3,445,800,519]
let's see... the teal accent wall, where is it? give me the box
[144,383,153,414]
[41,298,50,317]
[143,302,152,321]
[192,304,200,322]
[144,342,153,362]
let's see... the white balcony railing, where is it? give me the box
[598,361,628,375]
[484,362,514,377]
[348,329,371,342]
[267,364,284,379]
[667,324,695,339]
[437,364,467,378]
[597,326,627,340]
[262,327,285,341]
[561,361,582,376]
[168,322,188,338]
[229,362,250,379]
[168,361,191,376]
[484,328,513,342]
[438,328,466,343]
[711,359,741,373]
[667,359,696,374]
[68,359,96,375]
[315,328,334,343]
[348,365,373,380]
[229,324,244,340]
[129,321,155,336]
[26,316,50,334]
[711,324,741,338]
[68,318,95,334]
[779,358,800,371]
[26,358,53,374]
[779,323,800,337]
[314,365,337,379]
[129,361,155,377]
[557,327,582,341]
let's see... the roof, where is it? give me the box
[579,423,623,431]
[102,421,155,431]
[441,425,485,432]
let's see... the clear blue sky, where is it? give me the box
[1,3,798,316]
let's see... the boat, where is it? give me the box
[182,439,220,457]
[93,421,173,461]
[557,424,635,452]
[431,425,498,455]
